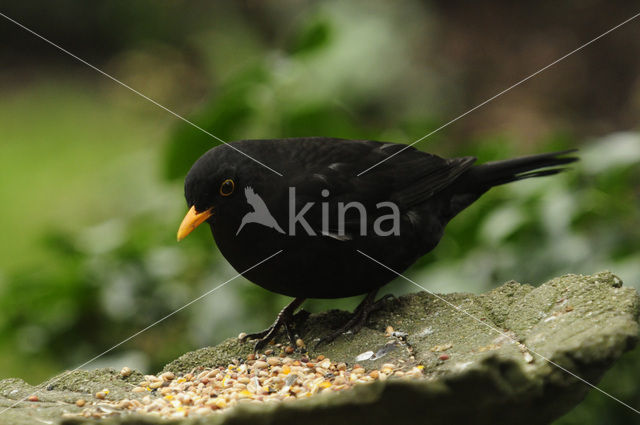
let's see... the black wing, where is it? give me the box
[271,137,476,208]
[235,138,475,237]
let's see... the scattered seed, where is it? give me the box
[254,361,268,369]
[318,359,331,369]
[149,381,163,389]
[267,357,281,366]
[28,395,38,402]
[120,367,132,378]
[477,344,500,352]
[430,343,453,352]
[355,351,374,362]
[523,352,534,363]
[439,354,450,361]
[284,374,298,387]
[117,400,132,409]
[284,346,295,354]
[72,354,427,420]
[296,338,305,348]
[385,326,394,335]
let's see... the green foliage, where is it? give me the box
[408,133,640,297]
[164,66,270,180]
[1,3,639,422]
[0,213,202,380]
[289,17,333,56]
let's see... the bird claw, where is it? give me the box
[314,290,391,349]
[240,319,296,353]
[239,297,304,352]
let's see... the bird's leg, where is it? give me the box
[315,289,392,348]
[240,297,305,352]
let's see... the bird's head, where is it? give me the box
[177,146,244,241]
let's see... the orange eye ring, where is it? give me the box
[220,179,235,196]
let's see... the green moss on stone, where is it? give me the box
[0,272,636,425]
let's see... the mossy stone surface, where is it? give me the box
[0,272,637,425]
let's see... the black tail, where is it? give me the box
[469,149,578,188]
[442,149,578,222]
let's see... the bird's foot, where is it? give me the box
[315,290,392,348]
[240,297,305,352]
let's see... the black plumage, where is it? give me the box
[179,137,577,348]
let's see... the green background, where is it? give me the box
[1,1,639,423]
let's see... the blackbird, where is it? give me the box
[177,137,577,350]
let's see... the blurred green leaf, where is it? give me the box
[163,65,271,180]
[290,18,333,56]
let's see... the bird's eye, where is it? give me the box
[220,179,235,196]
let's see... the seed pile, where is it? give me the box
[72,354,424,419]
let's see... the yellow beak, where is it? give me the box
[177,206,213,241]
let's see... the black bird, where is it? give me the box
[177,137,577,350]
